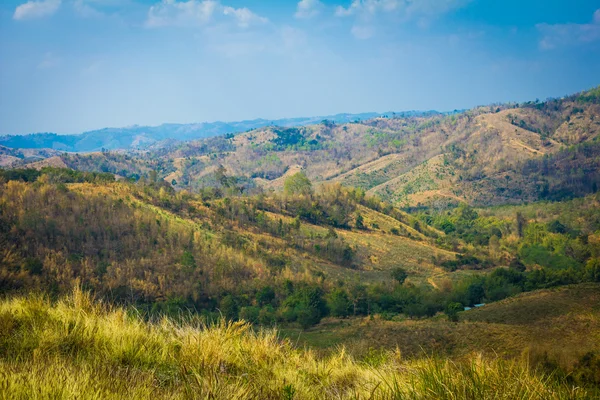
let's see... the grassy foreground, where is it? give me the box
[0,289,593,399]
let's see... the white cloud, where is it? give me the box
[335,0,400,18]
[146,0,267,29]
[334,0,470,39]
[295,0,324,19]
[537,9,600,50]
[223,6,267,28]
[13,0,61,20]
[335,0,469,19]
[73,0,105,18]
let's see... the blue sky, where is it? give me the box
[0,0,599,134]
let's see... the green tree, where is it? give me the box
[445,302,463,322]
[327,289,351,318]
[284,172,312,196]
[585,258,600,282]
[355,212,365,230]
[219,295,238,321]
[516,212,527,238]
[239,306,260,323]
[391,267,408,285]
[256,286,275,306]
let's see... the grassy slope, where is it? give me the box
[0,288,592,399]
[282,284,600,366]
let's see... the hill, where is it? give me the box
[0,287,594,399]
[1,168,599,329]
[4,87,599,208]
[283,284,600,365]
[0,111,435,152]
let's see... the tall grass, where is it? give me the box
[0,288,592,399]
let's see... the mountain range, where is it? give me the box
[0,111,443,152]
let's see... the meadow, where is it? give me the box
[0,287,596,400]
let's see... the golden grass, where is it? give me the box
[0,287,594,399]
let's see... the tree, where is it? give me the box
[445,302,463,322]
[391,267,408,285]
[458,203,478,221]
[585,258,600,282]
[509,258,526,272]
[284,172,312,196]
[149,170,158,184]
[355,212,365,230]
[256,286,275,306]
[219,295,238,321]
[215,165,230,188]
[239,306,260,323]
[327,289,351,318]
[516,212,527,238]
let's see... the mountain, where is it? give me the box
[0,111,442,152]
[4,88,599,208]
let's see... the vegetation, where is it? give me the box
[1,169,599,331]
[1,87,600,398]
[0,288,594,399]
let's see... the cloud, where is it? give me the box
[335,0,470,19]
[537,9,600,50]
[73,0,105,18]
[13,0,61,20]
[146,0,267,29]
[334,0,471,39]
[335,0,398,18]
[295,0,324,19]
[223,6,268,28]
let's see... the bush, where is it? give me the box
[391,268,408,285]
[445,302,463,322]
[239,306,260,323]
[327,289,351,318]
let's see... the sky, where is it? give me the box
[0,0,599,135]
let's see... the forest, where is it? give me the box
[1,168,599,331]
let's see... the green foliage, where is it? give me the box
[282,285,328,329]
[355,212,365,229]
[219,295,238,320]
[519,245,580,270]
[327,289,351,318]
[0,167,115,184]
[585,259,600,282]
[283,172,312,196]
[445,302,463,322]
[391,267,408,285]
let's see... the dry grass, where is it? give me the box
[0,287,593,399]
[282,284,600,369]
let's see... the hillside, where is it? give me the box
[7,87,597,208]
[0,112,430,152]
[284,284,600,364]
[2,168,600,328]
[0,288,594,399]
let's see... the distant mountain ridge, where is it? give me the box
[0,111,444,152]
